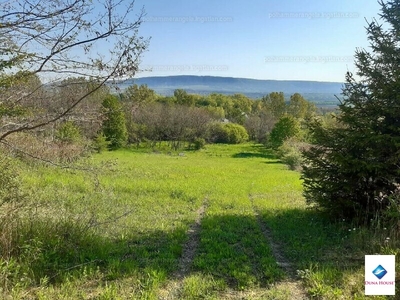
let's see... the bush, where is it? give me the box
[92,132,110,153]
[280,149,303,171]
[225,123,249,144]
[193,138,206,150]
[277,138,309,171]
[267,115,300,149]
[5,132,87,164]
[207,123,248,144]
[55,121,82,144]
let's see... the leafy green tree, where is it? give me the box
[251,100,263,114]
[102,95,128,150]
[228,94,253,124]
[204,106,225,119]
[267,115,300,149]
[262,92,286,118]
[123,84,157,144]
[195,96,217,108]
[123,84,157,105]
[287,93,316,119]
[302,0,400,221]
[174,89,195,106]
[209,93,232,119]
[92,133,110,153]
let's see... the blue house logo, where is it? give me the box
[372,265,387,280]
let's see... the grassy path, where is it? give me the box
[159,201,207,299]
[250,194,307,299]
[8,143,398,299]
[19,143,307,299]
[155,144,307,299]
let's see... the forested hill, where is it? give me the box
[116,75,343,106]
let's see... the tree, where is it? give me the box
[302,0,400,221]
[174,89,194,106]
[0,71,43,120]
[267,115,300,149]
[122,84,157,106]
[0,0,148,145]
[122,84,157,144]
[128,103,212,149]
[102,95,128,150]
[222,94,251,124]
[287,93,316,119]
[55,121,82,144]
[244,110,276,143]
[262,92,286,118]
[54,77,110,139]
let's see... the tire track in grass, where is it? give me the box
[174,202,206,279]
[158,200,207,299]
[249,193,308,300]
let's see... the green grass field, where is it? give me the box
[1,143,399,299]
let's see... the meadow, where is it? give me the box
[2,143,399,299]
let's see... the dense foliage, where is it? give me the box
[267,115,300,149]
[102,95,128,150]
[207,122,249,144]
[302,0,400,221]
[118,84,317,150]
[55,121,82,144]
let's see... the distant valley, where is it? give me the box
[114,75,343,107]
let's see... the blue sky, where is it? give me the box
[130,0,382,82]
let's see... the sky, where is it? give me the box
[129,0,383,82]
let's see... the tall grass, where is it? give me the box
[0,143,398,299]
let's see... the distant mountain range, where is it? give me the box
[114,75,344,107]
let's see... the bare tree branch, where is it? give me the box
[0,0,149,142]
